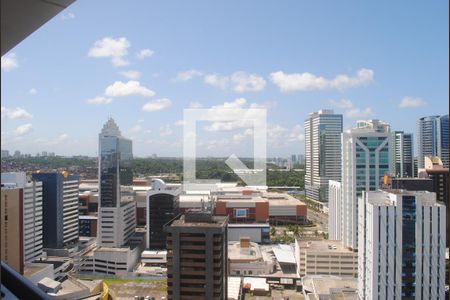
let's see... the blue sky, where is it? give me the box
[1,0,448,157]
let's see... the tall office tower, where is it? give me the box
[305,109,343,202]
[98,118,136,247]
[32,172,79,249]
[417,115,449,168]
[1,172,43,263]
[341,120,392,250]
[392,131,413,177]
[1,187,24,273]
[146,179,181,250]
[358,190,446,300]
[328,180,342,240]
[165,210,228,300]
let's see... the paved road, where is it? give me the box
[307,209,329,233]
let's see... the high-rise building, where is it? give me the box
[417,115,449,168]
[1,172,43,263]
[392,131,413,177]
[305,109,343,203]
[146,179,181,250]
[358,190,446,300]
[165,210,228,300]
[97,118,136,247]
[418,156,449,248]
[328,180,342,240]
[32,172,79,249]
[341,120,392,250]
[1,187,24,274]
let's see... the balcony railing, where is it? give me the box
[1,261,52,300]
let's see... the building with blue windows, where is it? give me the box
[358,190,446,300]
[417,115,449,169]
[31,172,79,249]
[393,131,414,178]
[304,109,343,203]
[340,120,392,250]
[97,118,136,248]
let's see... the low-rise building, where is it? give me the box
[302,275,358,300]
[215,191,307,225]
[295,240,358,278]
[228,238,275,276]
[75,245,142,276]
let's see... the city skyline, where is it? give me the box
[1,1,448,157]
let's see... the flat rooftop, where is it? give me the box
[95,247,130,253]
[264,192,306,205]
[228,241,263,261]
[169,213,228,228]
[23,263,52,277]
[303,275,357,298]
[298,240,355,253]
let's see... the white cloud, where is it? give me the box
[270,68,374,92]
[345,107,375,119]
[61,12,75,20]
[137,119,144,123]
[142,98,172,112]
[204,73,229,90]
[136,49,154,59]
[329,99,353,109]
[1,107,33,119]
[231,71,266,92]
[86,96,112,105]
[249,100,277,109]
[203,98,267,132]
[1,53,18,71]
[160,124,173,136]
[29,88,38,95]
[329,98,375,119]
[188,101,203,108]
[398,96,427,108]
[204,71,266,92]
[288,124,304,142]
[267,124,288,140]
[212,98,247,109]
[105,80,155,97]
[57,133,69,142]
[175,69,203,81]
[129,125,143,133]
[88,37,130,67]
[119,70,141,80]
[14,123,33,136]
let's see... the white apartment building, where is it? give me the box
[304,109,343,203]
[1,172,43,262]
[341,120,392,250]
[392,131,414,178]
[358,190,446,300]
[98,198,136,247]
[327,180,342,241]
[62,178,79,246]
